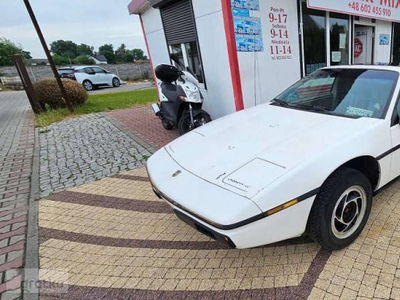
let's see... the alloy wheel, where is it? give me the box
[331,186,367,239]
[83,81,93,91]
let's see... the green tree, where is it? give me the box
[77,44,94,56]
[73,55,95,65]
[22,51,32,60]
[52,54,70,66]
[130,49,147,61]
[0,38,31,66]
[98,44,116,64]
[124,53,134,63]
[50,40,78,59]
[115,44,127,63]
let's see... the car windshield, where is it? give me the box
[274,69,398,119]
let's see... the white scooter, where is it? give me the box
[151,56,211,135]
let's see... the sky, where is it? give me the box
[0,0,146,58]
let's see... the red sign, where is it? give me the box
[354,38,363,58]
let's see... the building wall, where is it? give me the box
[138,0,395,120]
[237,0,301,109]
[141,7,171,69]
[192,0,236,118]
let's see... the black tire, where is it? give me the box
[162,119,174,130]
[178,111,212,135]
[83,80,93,91]
[308,167,372,250]
[112,77,120,88]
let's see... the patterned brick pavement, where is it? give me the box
[35,104,400,299]
[107,106,180,149]
[37,166,400,300]
[0,91,36,299]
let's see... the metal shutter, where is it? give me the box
[161,0,197,45]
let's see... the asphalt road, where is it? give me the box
[88,81,154,95]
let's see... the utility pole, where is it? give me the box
[23,0,74,113]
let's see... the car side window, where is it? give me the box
[390,93,400,126]
[92,67,106,74]
[85,67,94,74]
[396,98,400,124]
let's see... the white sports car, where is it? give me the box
[147,66,400,250]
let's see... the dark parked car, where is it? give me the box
[57,68,76,80]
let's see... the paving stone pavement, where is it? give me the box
[34,103,400,299]
[38,114,154,198]
[107,105,180,149]
[0,91,36,299]
[36,165,400,300]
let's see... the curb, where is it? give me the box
[23,127,40,300]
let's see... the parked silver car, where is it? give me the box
[57,66,122,91]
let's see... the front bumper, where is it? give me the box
[151,182,235,248]
[146,148,317,249]
[174,209,236,248]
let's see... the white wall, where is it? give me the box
[237,0,302,109]
[192,0,236,118]
[141,7,171,69]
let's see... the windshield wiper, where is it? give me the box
[271,98,290,107]
[271,99,332,114]
[290,103,331,113]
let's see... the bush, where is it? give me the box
[34,78,88,110]
[52,54,70,66]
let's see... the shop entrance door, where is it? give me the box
[354,25,374,65]
[392,23,400,66]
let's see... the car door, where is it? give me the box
[389,97,400,180]
[84,67,98,84]
[91,67,109,85]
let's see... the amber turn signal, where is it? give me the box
[266,199,299,216]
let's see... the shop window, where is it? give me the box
[185,42,203,83]
[302,2,327,75]
[171,44,185,66]
[161,0,205,85]
[330,13,349,66]
[169,42,204,84]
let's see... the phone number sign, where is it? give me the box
[307,0,400,22]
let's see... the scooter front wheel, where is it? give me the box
[162,119,174,130]
[178,111,212,135]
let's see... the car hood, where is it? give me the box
[166,103,380,199]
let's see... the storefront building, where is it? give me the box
[128,0,400,119]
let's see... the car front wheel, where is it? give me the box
[83,80,93,91]
[112,78,120,88]
[308,168,372,250]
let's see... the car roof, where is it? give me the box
[323,65,400,73]
[75,66,104,69]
